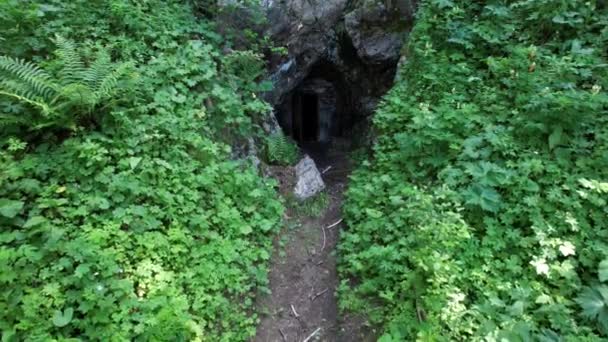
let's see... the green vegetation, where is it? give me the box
[4,0,608,340]
[265,132,300,166]
[339,0,608,340]
[288,192,331,218]
[0,36,136,131]
[0,0,282,340]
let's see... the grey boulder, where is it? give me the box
[293,155,325,200]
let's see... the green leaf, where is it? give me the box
[599,260,608,282]
[378,334,395,342]
[23,216,46,228]
[259,250,270,260]
[576,285,608,320]
[523,179,540,192]
[509,300,525,316]
[52,307,73,327]
[128,157,142,170]
[74,264,90,278]
[463,184,502,212]
[433,0,454,9]
[0,199,24,218]
[365,208,383,218]
[548,126,563,150]
[240,225,253,235]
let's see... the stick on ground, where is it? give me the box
[302,327,322,342]
[278,328,287,341]
[326,218,343,230]
[321,226,327,251]
[290,304,300,318]
[311,288,329,302]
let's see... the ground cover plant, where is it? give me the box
[265,132,300,166]
[339,0,608,340]
[0,0,283,340]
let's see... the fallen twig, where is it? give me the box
[279,328,287,342]
[311,288,328,302]
[290,304,300,318]
[302,327,322,342]
[321,166,332,174]
[326,218,343,230]
[316,260,324,266]
[321,226,327,251]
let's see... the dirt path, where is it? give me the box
[254,142,367,342]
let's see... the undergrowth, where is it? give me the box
[0,0,282,340]
[339,0,608,340]
[287,192,330,219]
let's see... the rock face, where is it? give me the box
[221,0,417,166]
[293,155,325,200]
[263,0,417,128]
[263,0,349,106]
[344,1,415,64]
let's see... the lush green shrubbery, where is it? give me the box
[1,0,282,340]
[339,0,608,340]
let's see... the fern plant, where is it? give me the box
[266,132,299,166]
[0,35,136,131]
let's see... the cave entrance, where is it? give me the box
[293,92,319,142]
[273,57,387,166]
[276,71,342,146]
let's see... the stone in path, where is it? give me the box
[294,155,325,200]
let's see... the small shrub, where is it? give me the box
[265,132,299,166]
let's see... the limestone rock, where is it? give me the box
[263,0,347,106]
[293,155,325,200]
[261,110,282,135]
[344,1,416,64]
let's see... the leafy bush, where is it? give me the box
[265,132,300,166]
[339,0,608,340]
[0,0,282,340]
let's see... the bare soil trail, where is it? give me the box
[254,141,372,342]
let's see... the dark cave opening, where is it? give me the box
[272,37,400,165]
[264,0,413,168]
[294,92,319,142]
[275,60,352,148]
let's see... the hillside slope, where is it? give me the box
[0,1,282,340]
[339,0,608,340]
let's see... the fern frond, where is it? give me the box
[94,61,134,102]
[0,90,52,115]
[82,51,112,90]
[54,35,85,85]
[57,83,95,111]
[0,39,136,131]
[1,79,46,103]
[267,133,299,165]
[0,56,57,100]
